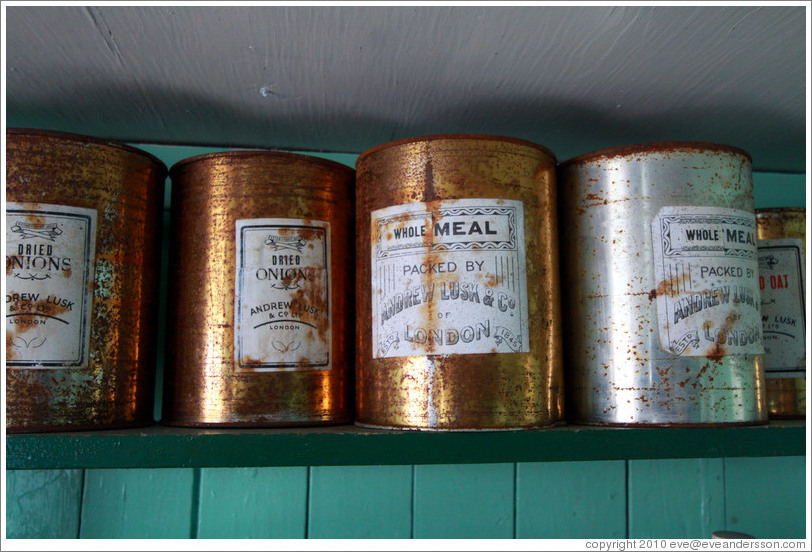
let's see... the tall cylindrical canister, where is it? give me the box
[559,142,767,426]
[163,151,354,426]
[355,134,564,430]
[755,208,806,418]
[6,128,166,432]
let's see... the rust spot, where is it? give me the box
[655,271,691,298]
[25,213,47,226]
[424,153,437,203]
[705,341,725,362]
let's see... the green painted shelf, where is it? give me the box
[6,421,805,470]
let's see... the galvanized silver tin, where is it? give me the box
[559,142,767,426]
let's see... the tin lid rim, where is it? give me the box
[755,207,806,215]
[355,134,557,167]
[7,127,168,174]
[169,149,355,178]
[559,141,752,169]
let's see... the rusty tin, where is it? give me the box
[355,134,564,430]
[559,142,767,426]
[6,128,166,432]
[755,208,806,418]
[163,151,354,427]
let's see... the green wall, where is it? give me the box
[5,145,807,540]
[6,457,807,538]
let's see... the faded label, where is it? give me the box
[234,219,331,372]
[6,203,97,368]
[371,198,528,358]
[651,206,763,357]
[757,238,805,377]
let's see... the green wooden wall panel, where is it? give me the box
[307,465,412,538]
[5,469,83,539]
[413,463,515,538]
[516,460,626,539]
[196,467,308,538]
[628,458,725,539]
[724,455,807,539]
[79,468,196,538]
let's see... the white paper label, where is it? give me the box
[5,203,97,368]
[234,219,331,372]
[371,198,528,358]
[651,206,763,357]
[757,238,805,377]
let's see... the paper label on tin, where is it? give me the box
[651,206,763,357]
[757,238,805,377]
[371,198,529,359]
[234,218,331,372]
[5,203,97,369]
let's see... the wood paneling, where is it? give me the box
[628,459,725,539]
[724,456,807,539]
[196,467,308,538]
[5,469,83,539]
[516,461,626,539]
[6,7,806,172]
[79,468,196,538]
[307,465,413,538]
[413,463,515,538]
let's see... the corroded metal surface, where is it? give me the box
[559,142,767,426]
[355,134,564,430]
[755,208,806,418]
[6,128,166,433]
[163,151,354,427]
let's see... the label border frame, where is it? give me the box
[6,206,95,368]
[370,198,529,359]
[234,220,331,372]
[758,240,806,376]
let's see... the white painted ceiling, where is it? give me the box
[4,5,807,172]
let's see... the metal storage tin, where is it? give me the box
[559,142,767,426]
[355,134,564,430]
[755,208,806,418]
[163,151,354,426]
[6,128,166,432]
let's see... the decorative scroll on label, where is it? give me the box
[757,238,805,377]
[370,198,529,358]
[5,202,97,368]
[234,219,331,372]
[651,206,764,357]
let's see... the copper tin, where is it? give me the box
[559,142,767,426]
[6,128,166,432]
[755,208,806,418]
[163,151,354,427]
[355,134,564,430]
